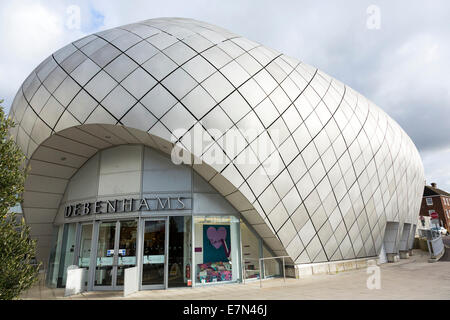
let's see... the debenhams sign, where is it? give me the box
[64,196,190,218]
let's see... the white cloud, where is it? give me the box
[421,148,450,189]
[374,33,449,107]
[0,0,449,191]
[0,0,86,110]
[3,3,63,58]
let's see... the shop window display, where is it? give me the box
[194,216,240,284]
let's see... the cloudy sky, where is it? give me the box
[1,0,449,191]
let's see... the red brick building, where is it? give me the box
[419,183,450,231]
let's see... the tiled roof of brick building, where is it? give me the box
[424,185,450,197]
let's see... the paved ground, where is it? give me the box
[21,249,450,300]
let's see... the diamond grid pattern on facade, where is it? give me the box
[9,17,424,265]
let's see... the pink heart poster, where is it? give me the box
[203,225,231,261]
[207,226,227,249]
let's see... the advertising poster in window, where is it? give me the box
[203,225,231,263]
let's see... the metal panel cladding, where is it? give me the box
[8,18,425,263]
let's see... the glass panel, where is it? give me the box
[46,225,63,288]
[116,221,137,286]
[262,245,281,278]
[57,223,77,287]
[241,222,261,280]
[168,216,192,288]
[142,220,166,286]
[95,222,116,287]
[78,224,92,268]
[194,216,240,285]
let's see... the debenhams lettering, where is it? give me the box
[64,197,188,218]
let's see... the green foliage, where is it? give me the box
[0,101,26,216]
[0,213,40,300]
[0,101,40,300]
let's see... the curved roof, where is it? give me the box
[9,17,424,264]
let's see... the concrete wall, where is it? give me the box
[399,223,411,251]
[55,145,239,225]
[383,222,400,254]
[408,225,417,250]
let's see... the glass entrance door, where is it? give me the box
[141,219,168,289]
[76,223,92,287]
[116,221,138,286]
[77,224,93,269]
[93,220,137,290]
[94,222,116,289]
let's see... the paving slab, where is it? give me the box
[20,249,449,300]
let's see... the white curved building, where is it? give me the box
[8,17,424,290]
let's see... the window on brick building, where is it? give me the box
[426,197,433,206]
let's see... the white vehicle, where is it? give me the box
[440,227,449,236]
[431,226,448,236]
